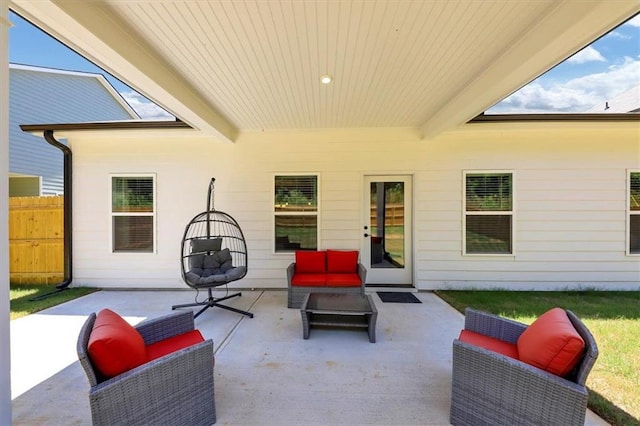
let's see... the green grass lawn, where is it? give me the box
[436,290,640,426]
[10,283,98,320]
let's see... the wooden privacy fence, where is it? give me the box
[370,203,404,227]
[9,196,64,284]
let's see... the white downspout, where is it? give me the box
[0,2,13,424]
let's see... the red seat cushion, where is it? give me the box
[146,329,205,362]
[88,309,147,379]
[291,273,326,286]
[295,250,326,273]
[517,308,585,377]
[459,330,519,359]
[326,249,359,273]
[326,273,362,287]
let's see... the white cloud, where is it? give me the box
[567,46,606,64]
[607,30,631,40]
[488,56,640,113]
[121,91,174,120]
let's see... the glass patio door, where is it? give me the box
[362,175,412,285]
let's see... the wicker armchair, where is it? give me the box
[450,308,598,426]
[77,310,216,426]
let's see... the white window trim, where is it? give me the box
[110,173,157,254]
[627,169,639,256]
[462,170,515,256]
[273,173,320,254]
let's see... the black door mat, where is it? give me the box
[377,292,422,303]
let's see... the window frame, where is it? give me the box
[462,170,515,256]
[273,173,320,254]
[110,173,157,254]
[628,169,640,256]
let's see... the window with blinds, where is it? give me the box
[111,175,155,252]
[629,170,639,255]
[274,174,318,252]
[464,171,513,255]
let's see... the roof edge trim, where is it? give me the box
[20,120,191,132]
[470,113,640,123]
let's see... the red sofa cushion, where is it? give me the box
[295,250,326,274]
[517,308,585,377]
[459,330,519,359]
[326,273,362,287]
[88,309,147,379]
[291,273,326,286]
[146,329,205,362]
[326,249,359,273]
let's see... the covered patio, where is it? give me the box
[11,289,607,425]
[2,2,638,422]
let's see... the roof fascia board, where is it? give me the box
[10,0,237,143]
[19,120,201,140]
[20,120,191,132]
[420,0,640,140]
[471,113,640,122]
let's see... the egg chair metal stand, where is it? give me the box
[172,178,253,319]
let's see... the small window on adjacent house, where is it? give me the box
[629,170,640,255]
[274,174,318,252]
[111,175,155,253]
[464,171,513,255]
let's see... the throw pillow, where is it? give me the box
[326,249,359,273]
[188,253,205,270]
[87,309,147,379]
[217,248,234,272]
[517,307,585,377]
[295,250,327,273]
[191,237,222,253]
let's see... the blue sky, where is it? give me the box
[8,12,172,120]
[8,11,640,118]
[488,13,640,114]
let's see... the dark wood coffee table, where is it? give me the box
[300,293,377,343]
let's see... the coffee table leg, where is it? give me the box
[302,311,310,339]
[367,296,378,343]
[367,312,377,343]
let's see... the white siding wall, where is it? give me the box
[68,123,640,290]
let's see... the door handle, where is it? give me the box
[364,233,369,238]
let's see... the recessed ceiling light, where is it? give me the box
[320,74,333,84]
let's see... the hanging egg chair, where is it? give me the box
[172,178,253,318]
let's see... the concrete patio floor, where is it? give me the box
[10,289,608,425]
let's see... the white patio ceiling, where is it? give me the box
[10,0,640,143]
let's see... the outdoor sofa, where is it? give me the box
[287,249,366,308]
[450,307,598,426]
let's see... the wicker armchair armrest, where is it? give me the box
[135,310,195,345]
[357,263,367,289]
[451,339,588,426]
[567,310,599,386]
[89,339,215,426]
[464,308,527,344]
[286,262,295,287]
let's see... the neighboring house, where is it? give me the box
[587,84,640,113]
[5,3,640,293]
[9,64,138,196]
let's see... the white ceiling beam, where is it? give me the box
[420,0,640,140]
[11,0,237,142]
